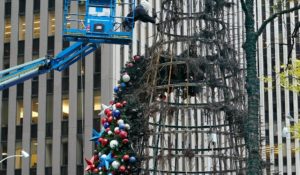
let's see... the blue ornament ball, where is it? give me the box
[129,156,136,163]
[104,122,110,129]
[120,82,126,89]
[113,110,121,118]
[119,123,125,130]
[114,86,119,93]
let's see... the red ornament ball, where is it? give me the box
[106,110,113,117]
[119,165,126,173]
[105,128,111,132]
[98,137,103,143]
[127,63,134,68]
[119,131,128,139]
[122,101,127,106]
[101,118,107,125]
[107,116,113,123]
[122,139,129,144]
[104,108,111,115]
[115,102,123,109]
[114,128,120,135]
[123,155,130,161]
[133,55,141,61]
[93,168,99,173]
[102,138,109,146]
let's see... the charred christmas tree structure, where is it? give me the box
[138,0,248,174]
[85,1,255,174]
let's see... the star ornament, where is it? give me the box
[98,104,111,117]
[99,152,114,170]
[90,129,105,145]
[85,155,98,171]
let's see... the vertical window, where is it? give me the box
[3,43,10,72]
[4,43,10,57]
[19,16,25,41]
[48,11,55,36]
[33,14,40,39]
[62,76,69,92]
[48,0,55,10]
[32,98,38,124]
[77,92,83,120]
[45,139,52,167]
[19,0,26,15]
[4,18,11,43]
[30,140,37,168]
[78,60,85,90]
[16,100,23,125]
[94,91,100,116]
[62,95,69,120]
[32,38,39,56]
[1,100,8,127]
[62,142,68,165]
[18,40,24,57]
[46,95,53,123]
[94,49,101,89]
[76,137,83,164]
[4,0,11,17]
[1,127,8,141]
[1,142,8,169]
[94,48,101,73]
[33,0,40,12]
[15,142,22,169]
[47,36,55,54]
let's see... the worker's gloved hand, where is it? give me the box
[152,9,157,18]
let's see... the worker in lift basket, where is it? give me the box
[122,0,157,31]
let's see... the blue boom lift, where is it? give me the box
[0,0,135,90]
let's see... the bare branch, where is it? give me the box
[256,5,300,40]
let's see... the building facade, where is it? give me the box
[0,0,300,175]
[1,0,99,174]
[0,0,159,175]
[257,1,300,174]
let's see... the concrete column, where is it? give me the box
[68,1,78,174]
[101,45,115,103]
[83,53,94,167]
[22,0,34,175]
[52,0,63,174]
[37,0,49,174]
[7,0,19,174]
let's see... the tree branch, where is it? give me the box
[256,5,300,40]
[240,0,248,15]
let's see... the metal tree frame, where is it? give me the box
[139,0,247,174]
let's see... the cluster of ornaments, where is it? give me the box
[85,57,139,174]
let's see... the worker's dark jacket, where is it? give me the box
[123,5,155,29]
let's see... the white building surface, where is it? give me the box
[0,0,299,175]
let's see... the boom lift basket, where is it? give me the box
[63,0,135,45]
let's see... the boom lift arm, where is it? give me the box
[0,0,135,91]
[0,42,98,90]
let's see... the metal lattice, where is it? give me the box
[139,0,247,174]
